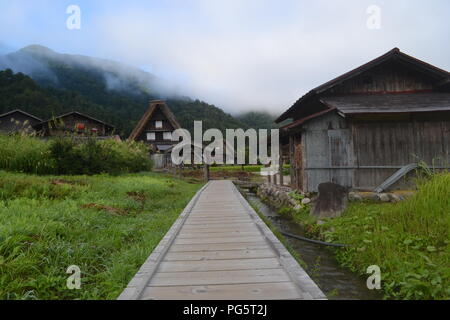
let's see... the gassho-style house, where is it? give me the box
[276,48,450,192]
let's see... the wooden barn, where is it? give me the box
[35,111,115,138]
[0,109,42,134]
[276,48,450,192]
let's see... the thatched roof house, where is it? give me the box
[129,100,181,153]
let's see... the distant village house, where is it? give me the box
[0,109,42,135]
[34,111,115,138]
[129,100,181,152]
[0,109,116,139]
[129,100,181,168]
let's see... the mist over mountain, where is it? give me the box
[0,45,277,136]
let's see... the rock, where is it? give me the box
[371,193,381,201]
[389,193,402,203]
[379,193,390,202]
[301,198,311,205]
[294,204,303,211]
[348,192,363,202]
[311,182,349,219]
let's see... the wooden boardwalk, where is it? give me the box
[118,180,326,300]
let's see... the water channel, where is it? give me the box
[242,190,383,300]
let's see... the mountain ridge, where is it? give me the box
[0,45,278,136]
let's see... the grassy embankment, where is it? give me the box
[0,172,203,299]
[285,173,449,300]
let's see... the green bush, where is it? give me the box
[0,135,152,175]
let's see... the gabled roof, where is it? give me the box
[0,109,42,122]
[129,100,181,140]
[276,48,450,123]
[36,111,115,129]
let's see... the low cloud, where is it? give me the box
[0,0,449,114]
[94,0,450,114]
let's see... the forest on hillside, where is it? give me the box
[0,46,278,138]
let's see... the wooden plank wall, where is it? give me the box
[299,112,450,192]
[352,117,450,189]
[302,112,355,191]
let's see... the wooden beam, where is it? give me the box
[203,164,210,182]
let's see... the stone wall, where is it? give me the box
[256,183,311,211]
[255,183,414,213]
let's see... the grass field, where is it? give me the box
[0,171,203,300]
[320,173,450,299]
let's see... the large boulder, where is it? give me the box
[311,182,349,219]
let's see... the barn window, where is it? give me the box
[155,121,163,129]
[76,123,85,131]
[163,132,172,140]
[147,132,156,140]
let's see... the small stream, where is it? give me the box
[243,191,383,300]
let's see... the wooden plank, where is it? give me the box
[164,249,276,261]
[181,223,256,230]
[149,268,291,286]
[178,226,258,233]
[178,231,261,239]
[185,218,252,224]
[158,258,281,272]
[142,282,302,300]
[174,236,265,245]
[181,221,255,227]
[169,242,270,252]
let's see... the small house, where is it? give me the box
[276,48,450,192]
[0,109,42,134]
[35,111,115,138]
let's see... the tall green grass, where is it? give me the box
[0,172,203,299]
[0,134,152,175]
[0,134,56,174]
[322,173,450,299]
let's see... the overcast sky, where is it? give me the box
[0,0,449,114]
